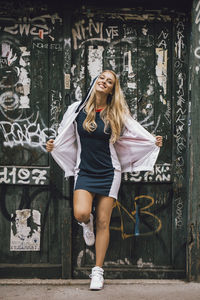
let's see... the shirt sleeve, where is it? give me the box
[50,101,80,177]
[57,101,81,135]
[114,115,160,173]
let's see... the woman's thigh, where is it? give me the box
[73,189,94,220]
[95,195,115,229]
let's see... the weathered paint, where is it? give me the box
[0,166,49,185]
[171,16,188,271]
[88,45,103,80]
[10,209,41,251]
[187,0,200,282]
[155,48,168,99]
[71,11,188,279]
[0,0,193,280]
[0,1,69,279]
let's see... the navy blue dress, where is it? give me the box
[74,108,121,199]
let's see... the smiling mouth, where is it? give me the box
[98,84,106,89]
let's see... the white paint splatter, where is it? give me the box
[19,95,30,108]
[109,59,116,70]
[127,82,136,89]
[7,48,17,65]
[160,94,167,105]
[195,65,200,74]
[88,45,103,80]
[156,48,168,96]
[64,38,70,47]
[142,27,148,35]
[71,64,76,75]
[75,85,82,101]
[48,35,55,41]
[77,249,95,267]
[137,258,154,268]
[128,50,133,74]
[104,258,131,266]
[147,84,154,96]
[2,42,10,57]
[80,65,85,80]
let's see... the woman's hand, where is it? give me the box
[155,136,163,147]
[46,139,54,152]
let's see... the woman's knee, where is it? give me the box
[73,190,94,223]
[96,216,110,231]
[74,209,91,223]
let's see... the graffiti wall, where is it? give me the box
[71,16,172,162]
[71,12,188,279]
[187,0,200,281]
[0,13,63,168]
[0,4,65,267]
[0,2,190,279]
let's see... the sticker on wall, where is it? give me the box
[10,209,41,251]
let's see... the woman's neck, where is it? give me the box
[95,93,107,109]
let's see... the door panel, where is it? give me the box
[0,8,66,278]
[0,6,188,280]
[71,12,188,279]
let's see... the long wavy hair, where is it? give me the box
[83,70,130,143]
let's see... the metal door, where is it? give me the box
[0,7,70,278]
[70,11,188,279]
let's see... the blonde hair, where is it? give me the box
[83,70,130,143]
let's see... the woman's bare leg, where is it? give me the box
[73,189,94,223]
[95,195,114,267]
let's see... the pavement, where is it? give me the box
[0,279,200,300]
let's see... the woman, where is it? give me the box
[46,70,163,290]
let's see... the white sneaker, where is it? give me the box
[89,266,104,290]
[78,213,95,246]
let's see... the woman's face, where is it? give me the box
[95,71,115,95]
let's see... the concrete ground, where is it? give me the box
[0,279,200,300]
